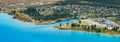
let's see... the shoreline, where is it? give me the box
[55,19,120,36]
[1,12,56,25]
[1,12,120,36]
[55,27,120,36]
[9,13,57,25]
[77,30,120,36]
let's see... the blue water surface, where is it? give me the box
[0,13,120,42]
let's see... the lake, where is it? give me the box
[0,13,120,42]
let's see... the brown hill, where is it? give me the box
[0,0,63,3]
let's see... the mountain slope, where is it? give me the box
[0,0,63,3]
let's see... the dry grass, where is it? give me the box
[0,0,64,3]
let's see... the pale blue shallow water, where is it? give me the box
[0,13,120,42]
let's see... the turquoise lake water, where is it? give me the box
[0,13,120,42]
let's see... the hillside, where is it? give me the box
[1,0,120,25]
[54,0,120,8]
[0,0,63,3]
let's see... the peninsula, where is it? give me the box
[56,18,120,35]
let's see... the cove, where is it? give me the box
[0,13,120,42]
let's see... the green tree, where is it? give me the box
[59,24,62,27]
[71,23,76,27]
[0,8,1,11]
[91,25,96,30]
[79,20,81,23]
[66,23,69,25]
[77,24,80,27]
[95,28,101,33]
[112,27,119,31]
[12,10,16,13]
[26,6,37,14]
